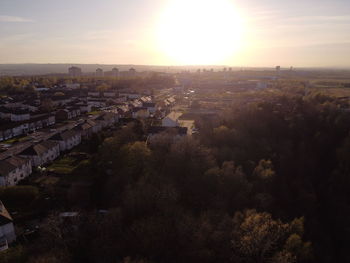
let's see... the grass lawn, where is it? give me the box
[3,136,29,144]
[47,154,91,176]
[89,111,102,115]
[34,176,60,186]
[47,157,77,175]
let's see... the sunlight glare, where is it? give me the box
[156,0,244,65]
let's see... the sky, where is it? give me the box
[1,0,350,67]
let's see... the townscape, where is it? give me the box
[2,0,350,261]
[0,65,350,262]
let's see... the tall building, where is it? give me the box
[112,67,119,78]
[96,68,104,77]
[68,66,82,77]
[129,67,136,77]
[276,66,281,76]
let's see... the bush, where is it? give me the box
[0,186,39,208]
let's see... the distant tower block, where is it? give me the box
[112,67,119,77]
[276,66,281,72]
[68,66,82,77]
[96,68,104,77]
[129,67,136,77]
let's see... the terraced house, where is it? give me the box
[0,156,32,186]
[19,141,60,167]
[49,130,81,152]
[0,201,15,251]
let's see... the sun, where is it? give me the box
[156,0,244,65]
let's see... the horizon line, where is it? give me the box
[1,63,350,70]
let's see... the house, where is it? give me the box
[40,115,56,127]
[87,98,107,108]
[12,124,24,137]
[0,156,32,186]
[162,112,183,127]
[256,82,268,89]
[0,123,22,141]
[32,119,43,131]
[0,107,11,120]
[88,91,100,97]
[19,141,60,167]
[26,121,39,133]
[74,123,93,139]
[0,201,16,251]
[70,107,81,118]
[173,86,184,93]
[0,127,13,141]
[18,114,55,134]
[94,112,118,128]
[1,102,38,113]
[77,103,92,113]
[86,119,102,133]
[142,102,156,113]
[0,107,31,122]
[140,96,152,103]
[65,83,81,90]
[21,101,39,112]
[51,95,72,107]
[129,100,142,109]
[178,119,195,136]
[56,109,72,121]
[114,96,127,103]
[10,109,30,122]
[35,87,49,92]
[55,108,80,121]
[49,130,81,152]
[154,109,166,119]
[116,105,130,118]
[164,97,176,107]
[119,92,141,99]
[103,92,116,98]
[132,107,150,119]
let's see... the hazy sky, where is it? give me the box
[1,0,350,67]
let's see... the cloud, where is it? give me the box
[83,30,119,40]
[0,15,33,22]
[284,15,350,24]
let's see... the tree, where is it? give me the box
[97,83,111,91]
[0,246,27,263]
[253,159,275,181]
[164,137,216,210]
[0,186,39,209]
[40,98,55,112]
[120,141,151,179]
[231,210,312,263]
[214,161,252,212]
